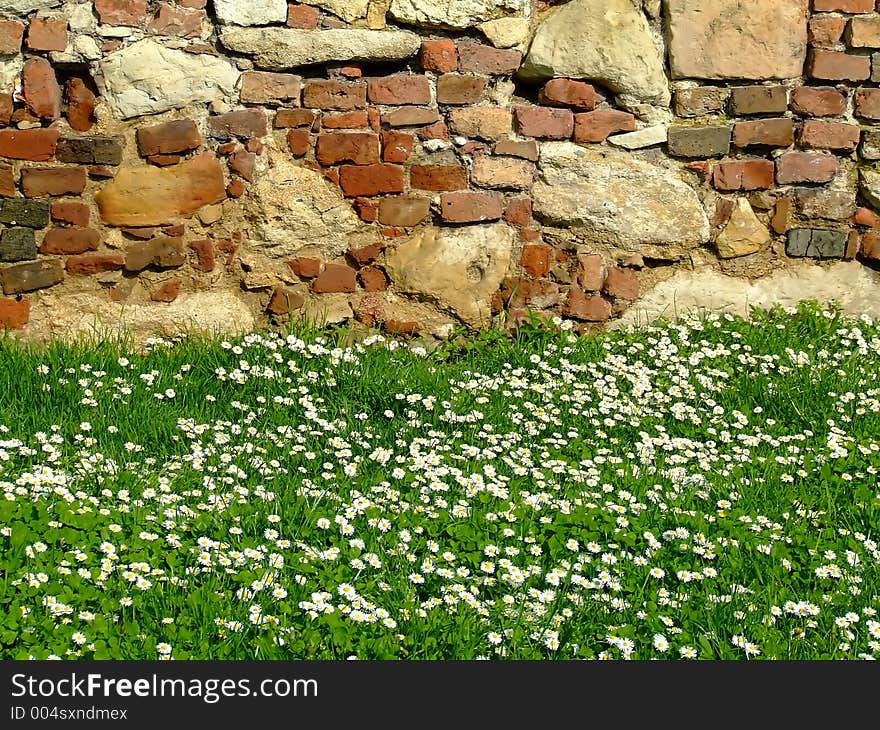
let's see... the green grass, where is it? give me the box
[0,301,877,660]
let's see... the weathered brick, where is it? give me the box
[94,0,148,25]
[539,79,602,111]
[148,279,181,302]
[0,229,36,262]
[267,286,304,315]
[312,263,356,293]
[572,110,635,143]
[771,197,793,234]
[776,152,838,184]
[563,289,611,322]
[149,2,204,37]
[287,129,311,157]
[22,58,61,121]
[602,267,639,300]
[358,266,387,292]
[798,120,861,151]
[810,15,846,46]
[520,243,551,277]
[136,119,201,157]
[339,164,404,197]
[0,20,24,55]
[368,75,431,105]
[381,131,413,163]
[39,227,100,254]
[410,165,468,191]
[378,196,430,226]
[228,149,256,181]
[499,277,561,310]
[56,136,123,165]
[50,201,89,227]
[855,87,880,119]
[457,42,522,75]
[494,139,539,161]
[732,118,795,148]
[347,242,384,266]
[322,111,368,129]
[275,108,316,128]
[289,257,321,279]
[0,259,63,294]
[65,254,125,275]
[848,15,880,48]
[439,191,503,223]
[576,254,604,291]
[0,297,28,329]
[514,105,574,140]
[796,188,856,220]
[240,71,302,105]
[21,167,87,197]
[316,132,380,166]
[729,85,788,115]
[437,74,487,105]
[789,86,847,117]
[0,199,50,227]
[124,236,185,272]
[188,239,215,272]
[712,159,775,191]
[666,126,731,158]
[813,0,873,12]
[862,230,880,257]
[673,86,728,118]
[287,3,320,29]
[853,206,880,227]
[65,78,96,133]
[382,107,441,128]
[26,18,67,51]
[448,107,512,140]
[420,39,458,73]
[303,81,367,110]
[809,49,871,81]
[0,166,13,198]
[472,155,534,190]
[786,228,847,258]
[208,109,268,139]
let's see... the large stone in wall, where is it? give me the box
[98,40,239,119]
[244,150,373,260]
[389,0,528,29]
[213,0,287,26]
[385,223,515,327]
[520,0,669,107]
[94,152,226,227]
[219,28,421,69]
[533,142,709,259]
[0,1,60,15]
[666,0,808,80]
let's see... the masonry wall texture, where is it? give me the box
[1,0,880,343]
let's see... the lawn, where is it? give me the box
[0,302,877,660]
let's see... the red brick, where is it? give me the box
[563,289,611,322]
[538,79,601,110]
[240,71,302,105]
[494,140,539,161]
[855,87,880,119]
[148,2,204,37]
[813,0,873,11]
[316,132,380,166]
[228,149,256,181]
[381,131,413,163]
[573,110,635,143]
[287,129,311,157]
[21,167,87,197]
[440,191,503,223]
[771,197,792,234]
[208,109,268,139]
[775,152,838,184]
[732,118,795,148]
[809,49,871,81]
[0,20,23,55]
[418,121,449,140]
[457,41,522,75]
[0,297,28,330]
[437,74,487,105]
[854,207,880,228]
[410,164,468,191]
[378,196,430,226]
[39,227,100,254]
[65,254,125,275]
[188,239,215,272]
[312,262,356,293]
[382,107,441,127]
[348,242,384,265]
[358,266,387,292]
[420,39,458,73]
[289,257,321,279]
[339,164,404,197]
[712,159,775,191]
[50,201,89,227]
[368,75,431,105]
[504,197,532,227]
[136,119,202,156]
[26,18,67,51]
[65,78,96,133]
[150,279,181,302]
[287,3,320,28]
[602,267,639,300]
[862,230,880,258]
[94,0,148,25]
[22,58,62,121]
[789,86,846,117]
[226,179,245,198]
[303,81,366,110]
[514,105,574,140]
[322,111,368,129]
[809,16,846,46]
[520,243,551,276]
[275,108,315,128]
[577,254,604,291]
[267,286,305,315]
[798,120,861,151]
